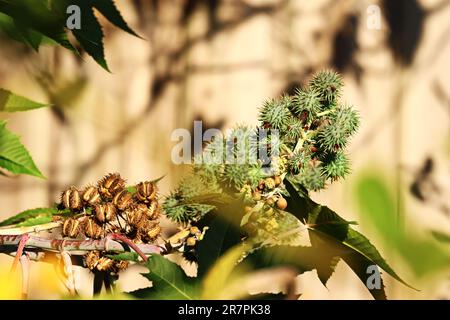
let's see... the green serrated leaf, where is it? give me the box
[70,3,109,71]
[0,121,44,178]
[131,255,199,300]
[106,252,139,262]
[0,89,48,112]
[0,12,43,50]
[16,214,53,227]
[0,207,62,226]
[92,0,141,38]
[285,178,414,299]
[0,0,75,51]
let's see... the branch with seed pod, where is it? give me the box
[0,173,205,297]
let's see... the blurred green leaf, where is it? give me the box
[0,121,44,178]
[201,244,250,299]
[195,207,243,278]
[431,230,450,244]
[354,173,450,278]
[285,178,413,299]
[0,88,48,112]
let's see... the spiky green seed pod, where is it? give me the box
[309,70,343,106]
[288,151,311,174]
[316,120,349,152]
[226,125,258,163]
[284,118,304,143]
[163,193,215,223]
[222,163,264,190]
[258,97,292,130]
[291,87,321,122]
[330,105,360,137]
[297,164,326,191]
[323,152,350,180]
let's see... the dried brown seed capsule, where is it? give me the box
[62,218,81,238]
[141,222,161,242]
[135,181,157,204]
[85,218,104,239]
[126,205,147,228]
[276,197,288,210]
[82,186,101,205]
[97,173,125,199]
[146,201,160,220]
[96,257,115,272]
[95,203,117,223]
[114,260,129,272]
[85,251,101,270]
[274,176,282,186]
[113,189,134,211]
[186,237,196,247]
[61,186,82,210]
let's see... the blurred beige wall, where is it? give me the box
[0,0,449,299]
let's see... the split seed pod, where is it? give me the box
[85,251,101,270]
[96,257,116,272]
[97,173,125,199]
[82,186,101,206]
[146,201,160,220]
[61,186,82,210]
[135,181,157,204]
[62,218,81,238]
[141,221,161,242]
[95,203,117,223]
[85,218,104,239]
[125,204,147,228]
[113,190,134,211]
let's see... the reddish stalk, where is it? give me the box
[11,234,29,272]
[110,233,151,262]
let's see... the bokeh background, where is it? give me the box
[0,0,449,299]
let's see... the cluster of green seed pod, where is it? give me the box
[163,70,359,237]
[58,173,162,272]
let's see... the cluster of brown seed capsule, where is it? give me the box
[59,173,161,272]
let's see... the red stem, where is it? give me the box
[11,234,29,272]
[110,233,150,262]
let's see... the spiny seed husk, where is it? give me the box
[113,189,134,211]
[97,173,125,199]
[135,181,157,204]
[141,222,161,242]
[85,218,103,239]
[96,257,115,272]
[62,218,80,238]
[82,186,101,205]
[126,204,147,228]
[146,201,159,220]
[95,203,117,223]
[61,187,82,210]
[85,251,101,270]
